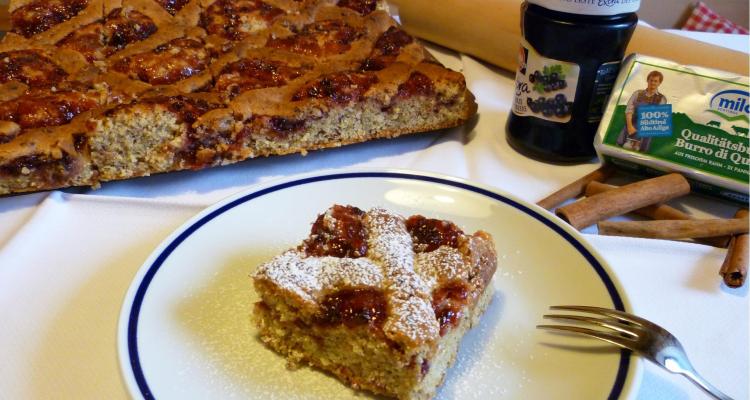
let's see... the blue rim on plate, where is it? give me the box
[122,171,632,400]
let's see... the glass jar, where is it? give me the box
[506,0,639,163]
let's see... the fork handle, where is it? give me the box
[681,369,734,400]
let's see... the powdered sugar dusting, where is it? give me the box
[365,207,438,344]
[364,208,414,277]
[253,250,383,303]
[317,257,384,289]
[415,247,468,290]
[385,294,439,343]
[254,250,323,304]
[253,205,492,347]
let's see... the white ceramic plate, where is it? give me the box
[118,170,640,399]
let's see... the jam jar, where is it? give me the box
[506,0,639,163]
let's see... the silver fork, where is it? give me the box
[537,305,733,400]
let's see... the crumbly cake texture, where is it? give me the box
[253,205,497,400]
[0,0,477,194]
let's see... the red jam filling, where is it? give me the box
[57,8,157,62]
[153,0,191,15]
[0,50,68,88]
[56,24,103,62]
[266,20,362,57]
[291,71,377,104]
[375,26,413,56]
[397,72,435,98]
[214,58,307,97]
[405,215,463,252]
[267,116,305,134]
[199,0,284,40]
[318,288,387,328]
[303,205,368,258]
[0,90,98,129]
[337,0,377,15]
[431,280,470,335]
[104,8,158,49]
[112,38,213,85]
[360,27,413,71]
[11,0,88,38]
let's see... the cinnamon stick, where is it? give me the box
[556,173,690,230]
[720,209,748,288]
[536,165,614,210]
[585,181,731,248]
[598,218,748,240]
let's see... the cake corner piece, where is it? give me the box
[252,204,498,399]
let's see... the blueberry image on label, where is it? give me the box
[527,94,573,118]
[532,65,568,94]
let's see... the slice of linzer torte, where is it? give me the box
[252,205,497,399]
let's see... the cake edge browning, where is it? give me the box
[0,75,476,195]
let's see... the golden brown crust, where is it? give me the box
[0,0,477,195]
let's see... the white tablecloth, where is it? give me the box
[0,38,747,400]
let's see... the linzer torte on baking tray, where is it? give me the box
[0,0,477,194]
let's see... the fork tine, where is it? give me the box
[537,324,635,350]
[543,314,639,337]
[550,305,653,327]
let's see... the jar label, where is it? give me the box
[511,40,580,123]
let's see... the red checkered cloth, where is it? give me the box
[682,1,749,34]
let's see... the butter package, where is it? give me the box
[595,54,749,203]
